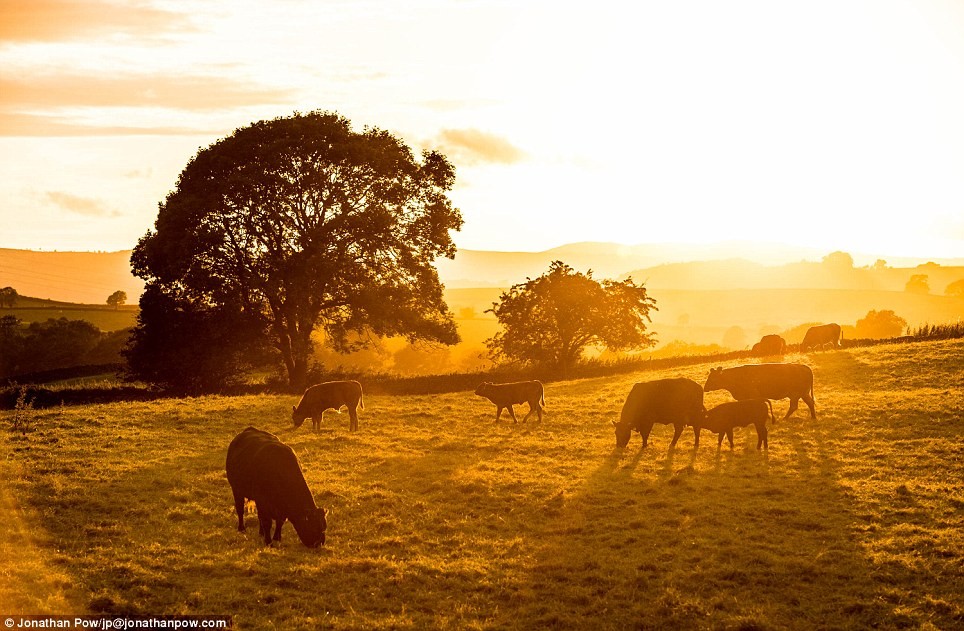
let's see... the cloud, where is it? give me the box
[0,0,193,42]
[432,128,525,165]
[45,191,120,218]
[0,112,216,136]
[0,74,295,112]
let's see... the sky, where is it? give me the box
[2,0,964,260]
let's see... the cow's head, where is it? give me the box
[703,367,725,392]
[292,506,328,548]
[474,382,491,396]
[612,419,633,448]
[292,406,307,428]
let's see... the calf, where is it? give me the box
[225,427,327,547]
[292,380,364,431]
[703,400,773,449]
[475,380,545,422]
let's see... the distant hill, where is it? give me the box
[3,242,963,304]
[0,249,143,305]
[437,242,964,288]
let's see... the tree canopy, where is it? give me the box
[106,290,127,309]
[0,286,18,308]
[129,111,462,390]
[486,261,657,373]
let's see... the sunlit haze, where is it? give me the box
[2,0,964,260]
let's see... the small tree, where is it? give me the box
[106,290,127,310]
[0,286,18,308]
[486,261,657,373]
[945,279,964,298]
[855,309,907,339]
[905,274,930,294]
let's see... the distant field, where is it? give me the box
[5,306,138,331]
[2,339,962,628]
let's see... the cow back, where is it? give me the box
[712,364,813,400]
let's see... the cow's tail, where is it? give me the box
[540,388,546,410]
[359,389,365,410]
[765,399,774,425]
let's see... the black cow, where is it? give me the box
[801,323,842,351]
[704,363,815,420]
[225,427,327,547]
[612,378,705,448]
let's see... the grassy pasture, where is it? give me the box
[1,339,962,629]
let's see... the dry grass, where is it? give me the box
[1,339,962,629]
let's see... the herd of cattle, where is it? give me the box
[227,348,823,547]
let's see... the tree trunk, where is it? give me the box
[289,357,308,392]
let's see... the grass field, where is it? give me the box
[1,339,962,629]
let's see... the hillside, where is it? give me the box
[5,243,964,304]
[0,249,143,305]
[2,338,962,627]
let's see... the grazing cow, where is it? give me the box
[225,427,327,547]
[612,378,705,448]
[292,380,364,432]
[475,380,545,422]
[800,323,842,351]
[704,363,816,420]
[751,334,787,356]
[703,399,773,449]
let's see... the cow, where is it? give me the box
[800,323,842,351]
[751,334,786,356]
[704,363,816,421]
[292,380,364,432]
[225,427,327,547]
[703,399,773,449]
[611,378,705,448]
[475,380,545,422]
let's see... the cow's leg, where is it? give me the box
[757,425,767,449]
[273,517,285,542]
[669,423,684,447]
[692,424,701,448]
[640,423,653,448]
[258,512,272,545]
[726,429,734,449]
[521,404,532,423]
[494,406,503,422]
[803,393,816,419]
[233,491,246,532]
[348,405,359,432]
[717,433,724,447]
[784,398,799,420]
[507,405,518,423]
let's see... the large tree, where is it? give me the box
[486,261,657,373]
[130,111,462,389]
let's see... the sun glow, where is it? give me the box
[0,0,963,259]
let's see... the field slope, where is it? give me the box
[1,339,962,629]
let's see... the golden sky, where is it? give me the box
[2,0,964,259]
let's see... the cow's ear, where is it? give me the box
[610,420,616,427]
[292,405,296,413]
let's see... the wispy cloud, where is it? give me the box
[432,128,525,165]
[0,0,193,42]
[45,191,120,218]
[0,112,217,137]
[1,74,294,112]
